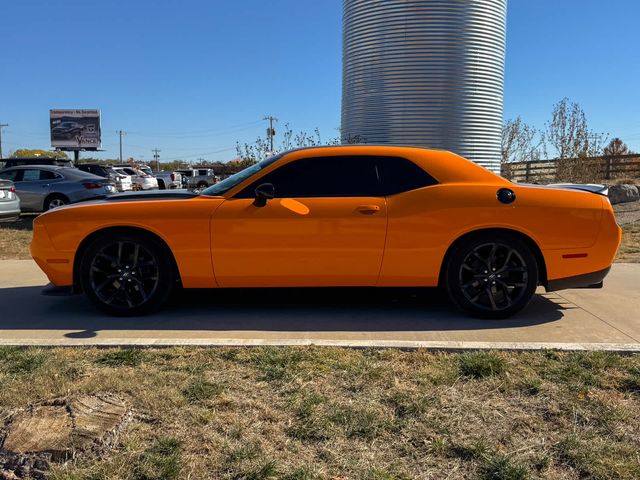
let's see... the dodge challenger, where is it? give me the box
[30,146,622,318]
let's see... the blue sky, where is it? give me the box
[1,0,639,162]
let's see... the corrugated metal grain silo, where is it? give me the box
[341,0,507,172]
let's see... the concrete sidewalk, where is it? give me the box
[0,260,638,350]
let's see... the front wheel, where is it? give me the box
[445,233,539,319]
[79,232,175,316]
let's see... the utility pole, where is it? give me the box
[117,130,126,162]
[0,123,8,160]
[152,148,161,171]
[263,116,278,152]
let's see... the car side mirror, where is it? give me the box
[253,183,275,207]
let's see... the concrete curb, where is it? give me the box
[0,338,639,352]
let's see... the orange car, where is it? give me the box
[31,146,621,318]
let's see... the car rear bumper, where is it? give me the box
[0,200,20,221]
[543,200,621,291]
[0,211,20,222]
[546,266,611,291]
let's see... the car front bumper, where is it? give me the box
[30,220,73,286]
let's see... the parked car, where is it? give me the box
[0,179,20,222]
[0,165,116,212]
[153,171,183,190]
[31,145,621,317]
[175,168,218,190]
[77,164,133,192]
[113,166,158,191]
[1,157,74,169]
[136,165,181,190]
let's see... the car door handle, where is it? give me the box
[42,184,50,188]
[357,205,381,215]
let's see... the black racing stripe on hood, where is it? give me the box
[106,191,198,201]
[71,191,198,205]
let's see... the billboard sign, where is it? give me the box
[50,109,101,150]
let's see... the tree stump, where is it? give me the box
[1,394,129,478]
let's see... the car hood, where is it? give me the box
[93,190,198,203]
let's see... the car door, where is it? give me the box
[13,169,56,211]
[211,155,388,287]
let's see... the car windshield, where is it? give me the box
[201,153,283,196]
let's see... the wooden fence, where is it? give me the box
[503,154,640,183]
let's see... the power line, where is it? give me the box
[126,119,263,138]
[160,146,236,162]
[0,123,8,160]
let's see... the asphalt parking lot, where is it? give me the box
[0,260,638,350]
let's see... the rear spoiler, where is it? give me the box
[544,183,609,196]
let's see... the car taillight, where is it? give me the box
[9,186,15,193]
[83,182,104,189]
[171,174,175,181]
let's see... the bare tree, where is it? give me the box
[236,124,341,163]
[501,117,543,163]
[603,137,631,156]
[545,98,608,159]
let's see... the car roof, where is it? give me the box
[5,164,65,170]
[274,145,503,184]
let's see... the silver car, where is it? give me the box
[0,179,20,221]
[0,165,116,212]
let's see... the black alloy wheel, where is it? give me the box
[79,232,175,316]
[445,233,538,319]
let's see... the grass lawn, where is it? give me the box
[0,347,637,479]
[0,215,33,260]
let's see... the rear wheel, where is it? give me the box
[79,232,175,316]
[45,194,68,210]
[445,233,539,319]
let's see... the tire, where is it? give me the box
[157,179,166,190]
[44,194,69,211]
[445,232,539,319]
[79,231,175,316]
[197,181,208,189]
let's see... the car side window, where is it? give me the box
[22,169,42,182]
[236,156,380,198]
[0,170,19,182]
[39,170,61,180]
[376,156,438,195]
